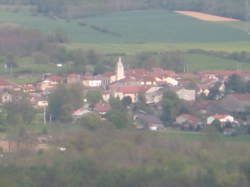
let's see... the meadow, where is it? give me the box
[184,53,250,71]
[67,42,250,55]
[0,9,249,44]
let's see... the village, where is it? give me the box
[0,57,250,137]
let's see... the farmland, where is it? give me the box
[184,53,250,71]
[0,8,250,73]
[67,41,250,55]
[0,9,249,44]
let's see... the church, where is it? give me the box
[116,57,125,81]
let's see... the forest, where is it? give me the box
[1,123,250,187]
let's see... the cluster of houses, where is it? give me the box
[1,57,250,134]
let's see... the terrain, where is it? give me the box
[0,8,250,74]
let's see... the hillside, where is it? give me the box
[0,0,247,20]
[0,9,249,44]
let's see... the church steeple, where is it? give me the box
[116,57,125,81]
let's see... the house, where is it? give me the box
[178,73,200,80]
[144,87,163,104]
[38,75,64,93]
[21,84,36,93]
[112,85,148,103]
[94,103,111,115]
[176,88,196,101]
[38,80,58,93]
[103,72,116,84]
[28,93,47,108]
[207,114,234,125]
[176,114,201,129]
[193,100,213,114]
[82,75,105,88]
[37,100,48,108]
[125,68,177,87]
[0,78,17,90]
[67,74,81,84]
[220,94,250,112]
[134,113,164,131]
[72,107,91,119]
[165,77,178,86]
[45,75,64,83]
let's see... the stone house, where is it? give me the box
[207,114,235,125]
[176,88,196,101]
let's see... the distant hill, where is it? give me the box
[0,0,247,20]
[0,9,249,44]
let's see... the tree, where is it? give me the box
[77,113,103,130]
[208,83,224,100]
[32,52,50,64]
[48,84,83,122]
[86,90,102,108]
[133,93,149,113]
[5,54,18,70]
[49,29,69,43]
[122,96,132,107]
[106,97,129,128]
[211,119,222,132]
[134,52,155,69]
[86,49,99,65]
[70,49,86,66]
[160,51,185,72]
[226,74,246,93]
[5,98,35,125]
[160,90,182,125]
[93,63,108,75]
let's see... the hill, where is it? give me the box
[0,9,249,44]
[0,0,247,20]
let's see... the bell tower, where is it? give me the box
[116,57,125,81]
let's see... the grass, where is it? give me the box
[184,53,250,71]
[0,9,249,44]
[164,129,250,142]
[66,41,250,55]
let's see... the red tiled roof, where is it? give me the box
[82,75,103,80]
[0,79,14,86]
[21,84,36,91]
[200,70,245,77]
[72,108,89,116]
[213,114,230,120]
[103,72,115,77]
[178,114,199,124]
[116,85,149,94]
[194,100,212,109]
[46,76,64,82]
[94,103,111,113]
[232,94,250,101]
[67,74,81,77]
[178,73,200,79]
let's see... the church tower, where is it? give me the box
[116,57,125,81]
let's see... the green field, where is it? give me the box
[184,53,250,71]
[67,41,250,54]
[163,129,250,142]
[0,9,249,44]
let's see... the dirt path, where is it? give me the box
[176,11,239,22]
